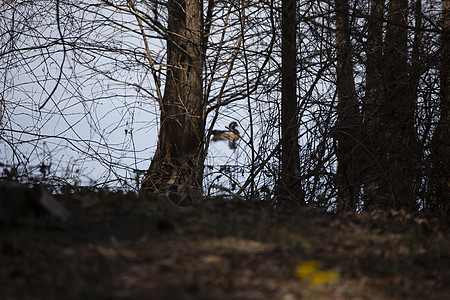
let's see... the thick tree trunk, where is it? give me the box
[142,0,204,198]
[380,0,418,210]
[427,0,450,214]
[335,0,362,211]
[279,0,305,206]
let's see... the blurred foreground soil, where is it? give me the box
[1,190,449,299]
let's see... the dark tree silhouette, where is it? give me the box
[334,0,363,211]
[427,0,450,214]
[278,0,305,207]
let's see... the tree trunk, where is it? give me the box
[427,0,450,214]
[279,0,305,206]
[381,0,418,210]
[363,0,385,210]
[411,0,425,204]
[335,0,362,211]
[141,0,204,198]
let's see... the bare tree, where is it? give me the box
[278,0,305,206]
[379,0,419,210]
[334,0,362,211]
[0,0,446,215]
[362,0,384,209]
[427,0,450,214]
[360,0,423,211]
[140,0,204,198]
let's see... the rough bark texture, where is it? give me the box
[279,0,305,207]
[335,0,362,211]
[427,0,450,214]
[142,0,204,198]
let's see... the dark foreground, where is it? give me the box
[1,191,449,299]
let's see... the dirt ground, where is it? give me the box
[1,190,449,300]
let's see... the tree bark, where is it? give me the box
[142,0,204,198]
[363,0,385,210]
[279,0,305,206]
[335,0,362,211]
[381,0,419,210]
[427,0,450,214]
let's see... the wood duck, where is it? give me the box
[211,122,240,149]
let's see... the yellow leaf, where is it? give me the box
[295,260,320,279]
[310,269,339,285]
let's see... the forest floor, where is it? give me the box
[1,190,449,300]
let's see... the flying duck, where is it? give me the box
[211,122,240,149]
